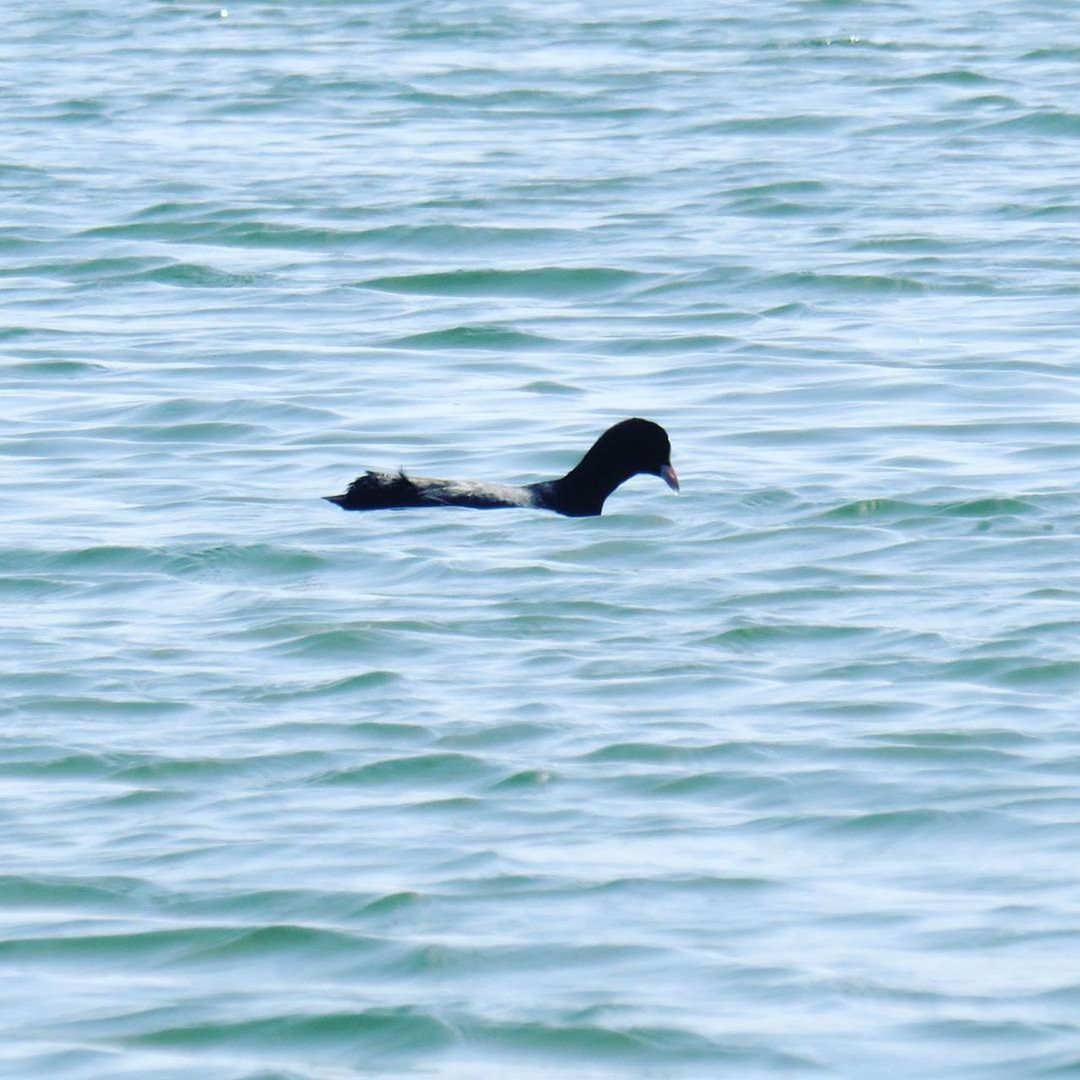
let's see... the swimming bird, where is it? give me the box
[324,417,678,517]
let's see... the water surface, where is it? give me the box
[4,1,1080,1076]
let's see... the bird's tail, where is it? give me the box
[324,470,422,511]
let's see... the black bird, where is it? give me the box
[324,417,678,518]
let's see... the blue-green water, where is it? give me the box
[5,2,1080,1076]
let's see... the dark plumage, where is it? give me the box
[324,418,679,518]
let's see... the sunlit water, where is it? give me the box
[5,1,1080,1076]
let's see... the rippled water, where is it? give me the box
[5,1,1080,1076]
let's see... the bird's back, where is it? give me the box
[325,471,540,511]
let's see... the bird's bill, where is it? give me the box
[660,463,680,492]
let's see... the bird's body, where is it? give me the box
[327,471,544,512]
[324,418,678,517]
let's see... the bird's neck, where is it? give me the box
[553,456,635,516]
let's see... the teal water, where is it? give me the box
[5,1,1080,1076]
